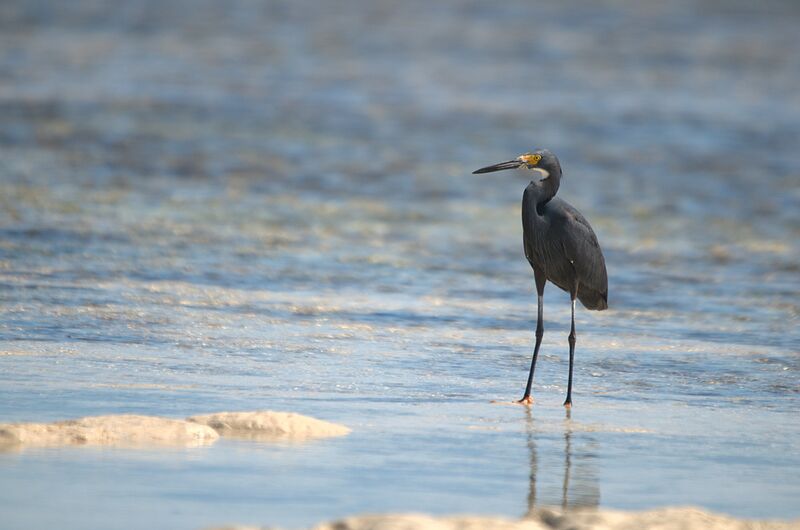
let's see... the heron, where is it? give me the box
[473,149,607,407]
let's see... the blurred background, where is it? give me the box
[0,1,799,529]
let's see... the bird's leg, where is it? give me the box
[518,296,543,405]
[519,271,546,405]
[564,296,577,408]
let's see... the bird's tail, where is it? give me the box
[578,288,608,311]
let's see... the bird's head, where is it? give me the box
[472,148,561,183]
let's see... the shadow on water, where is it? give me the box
[523,408,599,516]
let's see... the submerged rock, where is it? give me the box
[0,414,219,450]
[188,411,351,441]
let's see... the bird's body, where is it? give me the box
[473,149,607,407]
[522,191,607,311]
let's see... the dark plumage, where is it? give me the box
[473,149,608,407]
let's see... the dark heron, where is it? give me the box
[473,149,608,407]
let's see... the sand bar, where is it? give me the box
[187,411,352,441]
[0,411,351,450]
[0,414,219,449]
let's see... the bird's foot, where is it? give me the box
[563,399,572,409]
[517,396,534,406]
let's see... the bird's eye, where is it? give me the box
[531,154,542,163]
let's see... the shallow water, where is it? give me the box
[1,0,799,528]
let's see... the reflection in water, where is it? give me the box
[562,412,572,509]
[523,408,600,516]
[525,408,538,515]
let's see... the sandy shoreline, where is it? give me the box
[210,507,800,530]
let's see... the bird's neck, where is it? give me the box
[531,177,560,210]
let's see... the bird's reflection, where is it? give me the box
[525,407,538,514]
[523,407,599,516]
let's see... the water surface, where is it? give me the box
[1,0,799,528]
